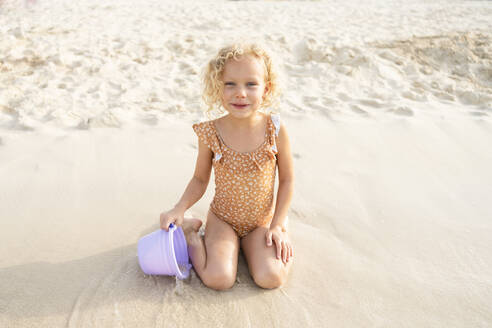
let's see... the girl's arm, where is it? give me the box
[175,139,213,211]
[270,123,294,230]
[267,123,295,263]
[160,139,213,230]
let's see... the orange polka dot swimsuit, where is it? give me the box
[192,113,281,238]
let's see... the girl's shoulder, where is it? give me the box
[192,119,215,135]
[192,119,221,155]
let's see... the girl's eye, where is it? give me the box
[247,82,258,87]
[224,82,235,86]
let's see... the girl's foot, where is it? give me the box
[182,218,203,243]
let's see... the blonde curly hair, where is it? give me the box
[202,43,281,116]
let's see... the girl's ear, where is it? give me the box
[263,81,271,99]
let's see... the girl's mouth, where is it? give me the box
[232,104,248,109]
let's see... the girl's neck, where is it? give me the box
[223,112,265,130]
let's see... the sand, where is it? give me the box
[1,0,491,327]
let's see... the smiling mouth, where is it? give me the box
[232,104,249,109]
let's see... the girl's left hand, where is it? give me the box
[266,225,293,264]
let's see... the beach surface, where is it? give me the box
[1,0,492,327]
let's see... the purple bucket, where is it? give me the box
[137,224,191,279]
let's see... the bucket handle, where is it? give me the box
[168,223,191,279]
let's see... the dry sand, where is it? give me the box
[1,0,492,327]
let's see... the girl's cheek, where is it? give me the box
[222,90,232,99]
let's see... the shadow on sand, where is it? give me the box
[0,225,266,324]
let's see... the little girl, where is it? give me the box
[160,43,294,290]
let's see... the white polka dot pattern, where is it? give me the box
[192,114,280,237]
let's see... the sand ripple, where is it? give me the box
[0,0,490,129]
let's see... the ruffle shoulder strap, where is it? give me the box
[192,121,223,162]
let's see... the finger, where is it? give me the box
[275,239,282,260]
[161,217,168,231]
[282,241,287,263]
[266,231,273,246]
[163,218,174,231]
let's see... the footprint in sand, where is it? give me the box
[337,92,351,102]
[314,105,333,118]
[147,92,160,103]
[88,111,121,128]
[457,90,487,106]
[173,78,187,88]
[412,81,426,91]
[322,97,338,107]
[335,65,353,75]
[112,37,125,50]
[119,63,132,71]
[59,77,74,88]
[359,99,385,108]
[433,91,455,102]
[87,85,100,94]
[108,81,124,92]
[69,47,85,56]
[140,114,159,126]
[350,105,369,116]
[389,106,414,117]
[179,62,198,75]
[402,90,427,102]
[470,111,488,117]
[302,96,318,103]
[377,50,404,66]
[285,99,304,112]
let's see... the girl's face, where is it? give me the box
[220,55,269,119]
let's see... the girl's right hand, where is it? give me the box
[160,207,185,231]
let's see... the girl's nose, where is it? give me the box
[235,87,247,98]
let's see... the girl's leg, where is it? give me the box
[182,210,239,290]
[240,226,293,289]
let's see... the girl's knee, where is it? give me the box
[201,269,236,291]
[252,268,286,289]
